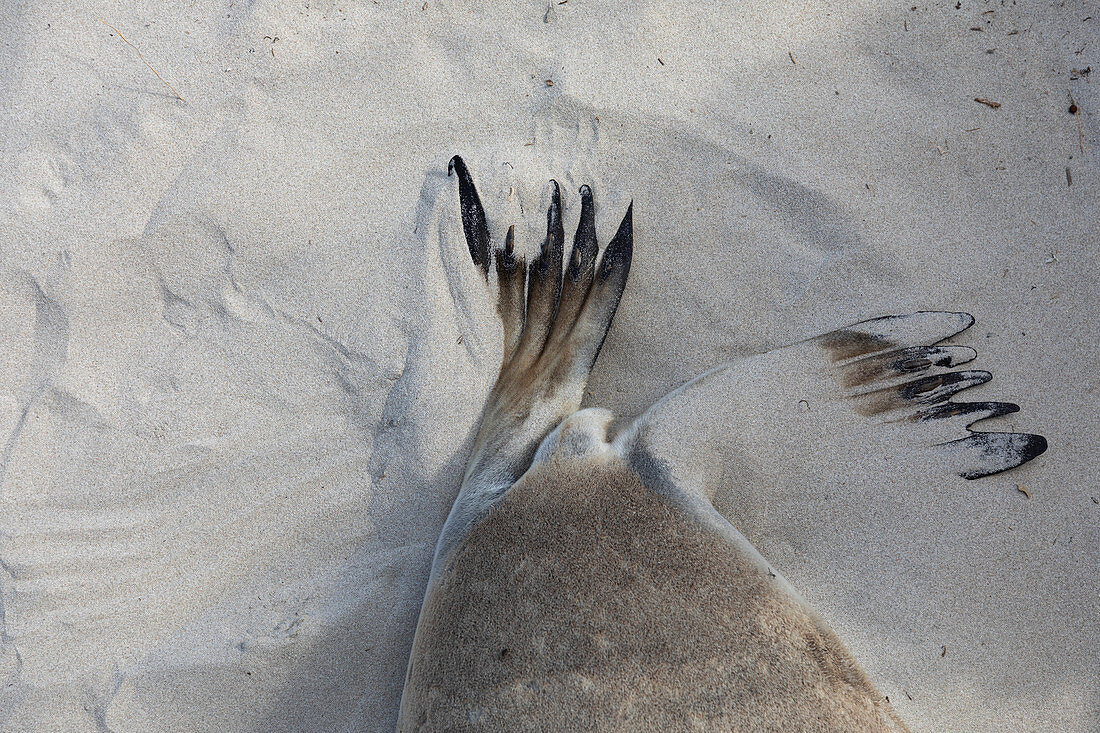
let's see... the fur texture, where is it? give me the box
[401,455,906,732]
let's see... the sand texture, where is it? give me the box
[0,1,1096,730]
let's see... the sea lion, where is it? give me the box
[397,156,1046,731]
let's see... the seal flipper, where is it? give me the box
[447,159,633,494]
[621,309,1046,512]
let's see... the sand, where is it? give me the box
[0,0,1096,730]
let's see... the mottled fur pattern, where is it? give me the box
[402,455,905,732]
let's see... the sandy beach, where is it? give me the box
[1,1,1096,730]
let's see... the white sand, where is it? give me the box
[0,1,1096,730]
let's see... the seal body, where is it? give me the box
[400,452,905,732]
[397,157,1044,732]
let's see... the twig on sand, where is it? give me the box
[1017,484,1031,498]
[99,19,185,103]
[974,97,1001,108]
[788,50,797,64]
[1069,95,1085,155]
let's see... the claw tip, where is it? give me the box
[448,155,465,177]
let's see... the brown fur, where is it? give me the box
[821,330,894,362]
[838,349,931,389]
[401,457,907,732]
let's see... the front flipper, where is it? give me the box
[619,311,1047,507]
[818,312,1046,479]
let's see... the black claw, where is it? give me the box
[449,155,491,274]
[915,400,1020,426]
[954,432,1048,479]
[497,225,517,271]
[891,345,977,373]
[898,370,992,405]
[1018,433,1048,462]
[546,180,562,234]
[567,185,597,281]
[537,180,564,274]
[599,202,633,281]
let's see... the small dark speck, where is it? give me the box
[1069,103,1078,114]
[941,645,947,657]
[1091,497,1098,504]
[500,648,512,659]
[657,57,665,66]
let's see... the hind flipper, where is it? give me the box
[445,157,632,497]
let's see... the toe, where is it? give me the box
[937,432,1048,479]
